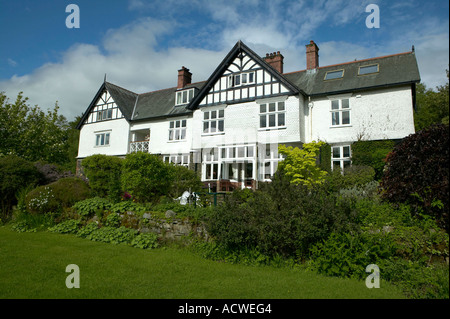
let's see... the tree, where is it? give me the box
[0,155,43,220]
[0,91,72,167]
[414,69,449,131]
[82,154,123,198]
[167,164,203,199]
[121,152,173,203]
[278,141,328,187]
[380,124,449,232]
[64,116,82,173]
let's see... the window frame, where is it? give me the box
[202,108,225,135]
[330,98,351,127]
[324,69,344,81]
[358,64,379,76]
[164,154,190,167]
[259,101,286,130]
[259,143,284,181]
[175,88,195,106]
[95,132,111,147]
[331,145,352,171]
[168,119,187,141]
[220,144,255,161]
[228,71,255,88]
[203,148,219,181]
[96,108,113,122]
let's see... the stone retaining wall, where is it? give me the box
[129,211,209,242]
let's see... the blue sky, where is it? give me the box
[0,0,448,121]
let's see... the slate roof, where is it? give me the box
[77,42,420,129]
[284,51,420,97]
[131,81,204,122]
[104,82,137,119]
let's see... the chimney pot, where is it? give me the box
[263,50,284,73]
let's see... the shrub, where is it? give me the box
[26,186,57,215]
[72,197,112,217]
[380,124,449,232]
[380,258,449,299]
[86,226,138,245]
[34,161,74,184]
[339,181,380,200]
[25,177,90,215]
[76,222,99,238]
[351,140,395,180]
[131,233,159,249]
[318,143,332,173]
[11,220,37,233]
[168,164,203,199]
[354,198,414,228]
[121,153,173,203]
[105,212,121,227]
[207,170,359,258]
[324,165,375,193]
[278,142,328,187]
[110,201,146,215]
[309,231,397,279]
[0,155,42,219]
[82,154,123,198]
[48,219,81,234]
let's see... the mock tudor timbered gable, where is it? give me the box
[82,90,124,125]
[76,81,137,129]
[189,41,301,110]
[76,81,137,160]
[199,52,292,106]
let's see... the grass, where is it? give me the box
[0,226,407,299]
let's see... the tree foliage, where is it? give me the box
[82,154,123,199]
[0,91,78,169]
[167,164,203,199]
[351,140,395,180]
[0,155,43,219]
[414,70,449,131]
[207,169,358,258]
[380,124,449,232]
[121,152,173,203]
[278,141,327,187]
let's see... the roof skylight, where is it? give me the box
[358,64,379,75]
[324,70,344,80]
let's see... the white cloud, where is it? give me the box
[0,17,224,121]
[7,58,17,67]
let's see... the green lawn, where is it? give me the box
[0,226,406,299]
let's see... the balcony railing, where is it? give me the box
[129,140,149,153]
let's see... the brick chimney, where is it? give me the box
[306,40,319,70]
[264,51,284,73]
[177,66,192,89]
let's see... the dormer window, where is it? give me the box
[175,88,195,106]
[228,71,255,88]
[358,64,379,75]
[324,69,344,80]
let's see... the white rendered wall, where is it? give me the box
[130,116,193,155]
[77,118,130,158]
[305,85,415,144]
[192,95,302,150]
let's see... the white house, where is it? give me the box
[76,40,420,191]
